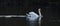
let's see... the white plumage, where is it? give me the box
[27,12,39,21]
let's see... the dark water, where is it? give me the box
[0,17,26,26]
[26,17,39,26]
[0,0,60,26]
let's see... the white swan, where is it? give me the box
[26,11,39,21]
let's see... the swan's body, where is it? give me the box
[26,11,39,26]
[27,12,39,21]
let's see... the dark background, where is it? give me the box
[0,17,26,26]
[0,0,60,26]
